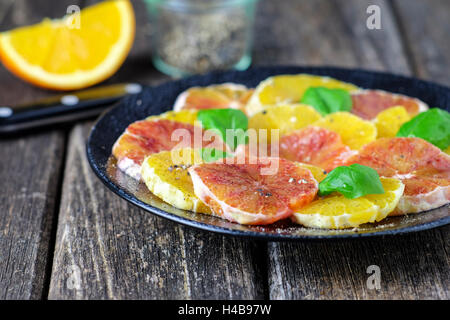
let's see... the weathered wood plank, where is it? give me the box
[48,0,266,299]
[393,0,450,86]
[0,0,76,299]
[253,0,410,74]
[262,0,449,300]
[48,123,265,299]
[393,0,450,274]
[0,131,64,300]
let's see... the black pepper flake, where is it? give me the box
[256,188,271,197]
[262,110,267,115]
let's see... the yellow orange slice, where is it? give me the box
[245,74,359,116]
[141,148,211,214]
[373,106,411,138]
[248,104,322,143]
[292,177,404,229]
[312,112,377,150]
[295,163,328,182]
[364,178,405,217]
[146,109,199,126]
[0,0,135,90]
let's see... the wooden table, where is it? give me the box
[0,0,449,300]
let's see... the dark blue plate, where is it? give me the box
[86,66,450,240]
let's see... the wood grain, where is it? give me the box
[0,131,64,299]
[1,0,448,300]
[261,0,449,300]
[0,0,75,299]
[48,123,265,299]
[393,0,450,85]
[48,0,266,299]
[393,0,450,281]
[253,0,410,74]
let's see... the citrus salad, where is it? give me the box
[111,74,450,229]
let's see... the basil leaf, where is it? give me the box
[396,108,450,150]
[197,108,248,150]
[200,148,234,163]
[301,87,352,116]
[319,164,384,199]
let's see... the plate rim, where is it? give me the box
[86,65,450,241]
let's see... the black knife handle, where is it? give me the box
[0,83,142,134]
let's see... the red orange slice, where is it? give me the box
[351,89,428,120]
[345,137,450,215]
[112,119,225,179]
[188,158,318,225]
[173,83,253,111]
[279,126,356,172]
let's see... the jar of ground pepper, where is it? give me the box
[145,0,259,77]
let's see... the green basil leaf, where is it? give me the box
[200,148,234,163]
[319,164,384,199]
[301,87,352,116]
[396,108,450,150]
[197,108,248,150]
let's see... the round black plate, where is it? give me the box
[87,66,450,240]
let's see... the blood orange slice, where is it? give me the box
[188,158,318,225]
[351,90,428,120]
[112,119,225,179]
[279,126,357,172]
[345,137,450,215]
[173,83,253,111]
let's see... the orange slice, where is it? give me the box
[141,148,211,214]
[245,74,359,116]
[344,137,450,215]
[280,126,356,172]
[373,106,411,138]
[312,112,377,150]
[248,103,322,143]
[292,177,404,229]
[173,83,253,111]
[189,158,318,225]
[351,89,428,120]
[146,109,199,126]
[0,0,135,90]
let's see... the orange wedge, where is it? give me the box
[0,0,135,90]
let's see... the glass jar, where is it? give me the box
[145,0,259,77]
